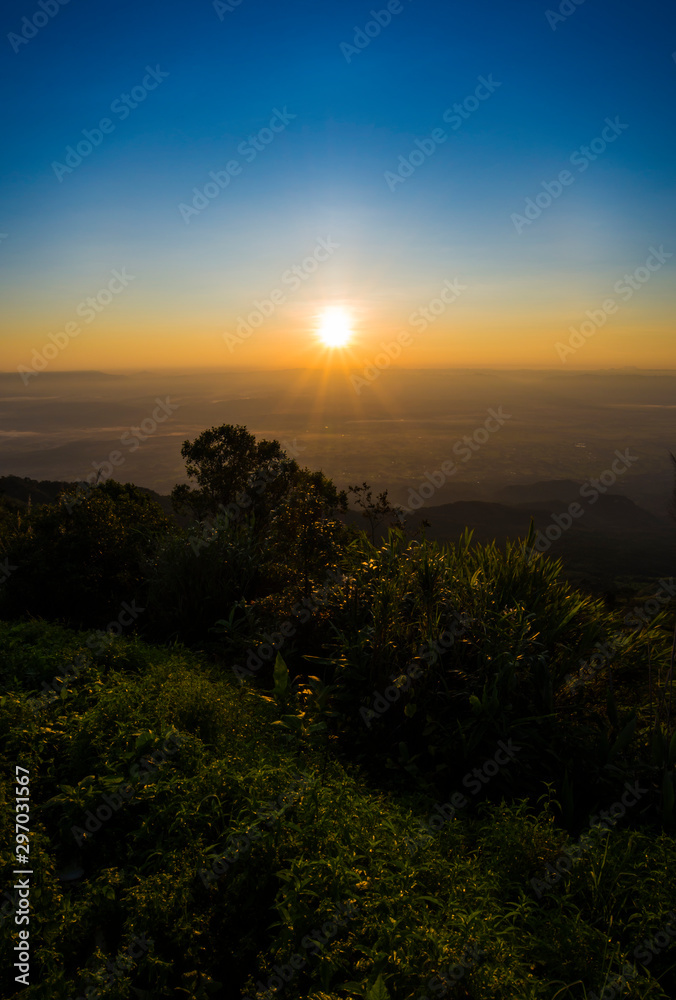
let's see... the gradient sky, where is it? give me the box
[1,0,675,372]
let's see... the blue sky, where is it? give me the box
[2,0,675,370]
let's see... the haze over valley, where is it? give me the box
[3,366,675,588]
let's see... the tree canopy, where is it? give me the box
[171,424,346,527]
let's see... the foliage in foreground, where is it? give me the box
[0,622,675,1000]
[218,523,676,833]
[0,425,675,997]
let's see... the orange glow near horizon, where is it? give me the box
[2,289,676,373]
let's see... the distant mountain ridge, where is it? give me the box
[0,370,126,380]
[496,479,585,504]
[0,475,174,516]
[3,475,674,591]
[404,492,675,589]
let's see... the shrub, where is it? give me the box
[0,481,170,627]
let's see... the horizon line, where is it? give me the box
[3,366,676,376]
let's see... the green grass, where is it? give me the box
[1,620,675,1000]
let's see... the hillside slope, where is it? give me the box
[1,621,675,999]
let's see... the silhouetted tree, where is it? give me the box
[171,424,297,521]
[347,482,405,543]
[172,424,348,543]
[267,472,348,594]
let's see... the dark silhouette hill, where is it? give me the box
[495,480,586,504]
[4,473,674,592]
[0,475,175,518]
[403,493,674,590]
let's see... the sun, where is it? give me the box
[316,306,353,348]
